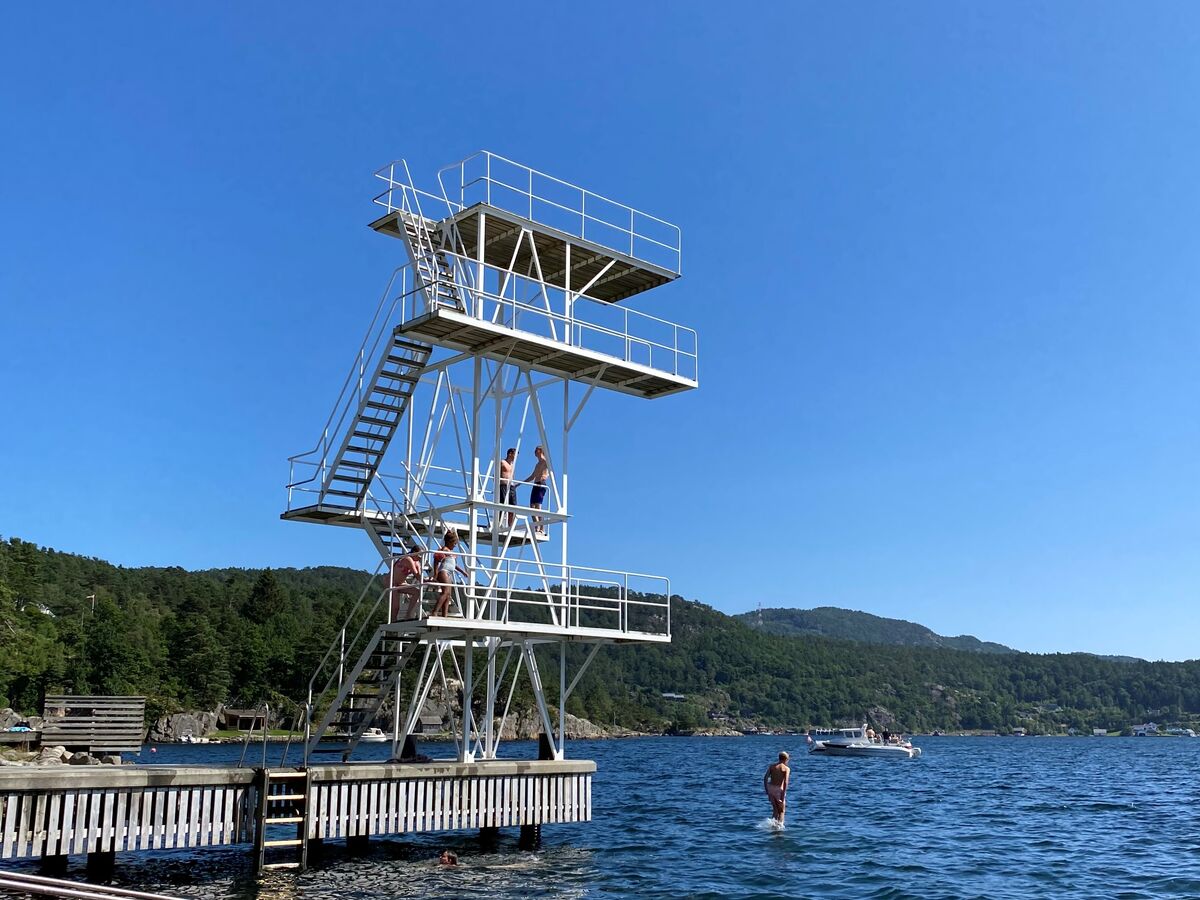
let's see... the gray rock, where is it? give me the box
[68,752,96,766]
[0,708,20,731]
[149,710,219,743]
[101,755,122,765]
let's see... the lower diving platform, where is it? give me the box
[281,503,549,547]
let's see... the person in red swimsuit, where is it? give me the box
[389,545,424,621]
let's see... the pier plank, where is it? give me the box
[46,793,62,856]
[85,791,101,854]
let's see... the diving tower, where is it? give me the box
[283,151,697,774]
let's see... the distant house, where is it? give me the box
[1131,722,1159,737]
[1011,727,1026,736]
[661,693,686,702]
[219,708,266,732]
[414,714,444,734]
[1092,728,1107,737]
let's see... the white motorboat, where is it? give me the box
[809,724,922,759]
[360,727,388,743]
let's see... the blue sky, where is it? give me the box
[2,3,1197,660]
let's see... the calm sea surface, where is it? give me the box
[8,736,1200,898]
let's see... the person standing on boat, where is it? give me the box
[763,751,790,824]
[524,446,550,535]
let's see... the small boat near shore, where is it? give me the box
[808,724,922,759]
[360,727,388,743]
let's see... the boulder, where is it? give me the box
[68,752,98,766]
[36,745,69,764]
[0,708,21,731]
[101,755,122,766]
[149,711,219,743]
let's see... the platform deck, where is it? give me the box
[399,308,695,398]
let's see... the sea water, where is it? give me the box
[8,735,1200,898]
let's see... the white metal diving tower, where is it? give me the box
[284,151,697,765]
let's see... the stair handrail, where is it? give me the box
[286,268,420,501]
[305,560,389,707]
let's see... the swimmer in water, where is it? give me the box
[763,750,790,824]
[438,849,458,866]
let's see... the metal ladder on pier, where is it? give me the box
[254,768,312,873]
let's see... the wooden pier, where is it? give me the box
[0,759,593,863]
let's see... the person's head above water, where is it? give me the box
[439,849,458,866]
[779,751,789,762]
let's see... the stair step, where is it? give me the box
[324,489,364,498]
[269,794,307,802]
[261,862,302,871]
[352,427,393,438]
[372,385,415,400]
[385,354,423,367]
[330,472,370,484]
[266,771,309,779]
[346,444,384,455]
[392,338,431,352]
[264,816,305,825]
[264,839,304,848]
[337,459,376,471]
[378,369,420,383]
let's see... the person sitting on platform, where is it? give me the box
[524,445,550,536]
[498,447,517,528]
[432,531,467,617]
[389,544,424,621]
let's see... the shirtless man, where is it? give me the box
[498,448,517,528]
[524,446,550,535]
[763,751,790,824]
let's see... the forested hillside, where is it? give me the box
[3,536,1199,735]
[740,606,1014,654]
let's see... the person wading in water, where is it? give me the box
[763,751,790,824]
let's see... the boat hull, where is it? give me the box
[813,742,921,759]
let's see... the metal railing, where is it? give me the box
[285,266,413,507]
[399,256,699,382]
[372,152,681,274]
[0,871,181,900]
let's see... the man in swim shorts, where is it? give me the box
[498,447,517,528]
[524,445,550,535]
[764,751,790,824]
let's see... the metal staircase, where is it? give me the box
[308,626,418,760]
[320,334,431,508]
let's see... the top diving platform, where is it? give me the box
[371,202,677,303]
